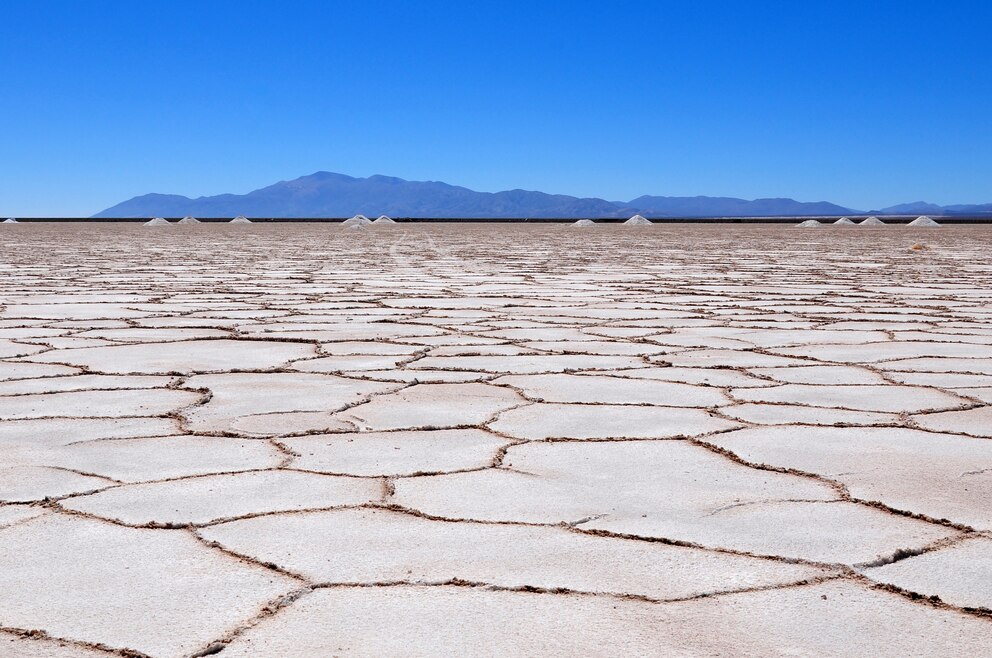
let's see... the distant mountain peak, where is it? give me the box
[91,172,991,218]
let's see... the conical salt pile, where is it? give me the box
[859,216,885,226]
[373,215,396,224]
[3,218,18,224]
[144,217,171,226]
[833,217,856,225]
[342,215,372,227]
[795,220,822,227]
[908,215,940,227]
[624,214,652,225]
[571,219,595,227]
[230,216,252,224]
[178,216,200,224]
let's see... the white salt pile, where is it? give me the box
[3,218,17,224]
[833,217,856,225]
[908,215,940,227]
[571,219,596,227]
[373,215,396,225]
[859,216,886,226]
[624,214,652,225]
[230,216,252,224]
[342,215,372,227]
[795,220,822,227]
[144,217,171,226]
[178,216,200,224]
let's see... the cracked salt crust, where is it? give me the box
[2,223,992,654]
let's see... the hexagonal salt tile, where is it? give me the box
[863,536,992,610]
[25,339,318,374]
[0,515,296,657]
[394,441,952,563]
[331,383,523,431]
[47,435,282,481]
[706,426,992,530]
[218,580,992,656]
[284,429,508,476]
[201,507,828,598]
[913,406,992,437]
[182,372,400,434]
[493,374,727,406]
[488,403,737,440]
[731,384,966,413]
[61,470,380,525]
[0,388,201,420]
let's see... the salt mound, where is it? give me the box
[342,215,372,227]
[833,217,856,225]
[859,216,886,226]
[178,216,200,224]
[624,214,652,225]
[908,215,940,227]
[795,220,822,227]
[3,218,18,224]
[230,216,252,224]
[571,219,595,227]
[373,215,396,225]
[144,217,171,226]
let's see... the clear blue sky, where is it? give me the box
[2,0,990,215]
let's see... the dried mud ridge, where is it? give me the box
[1,224,992,656]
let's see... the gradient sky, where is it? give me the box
[2,0,990,215]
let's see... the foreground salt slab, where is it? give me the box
[201,507,828,597]
[61,470,381,525]
[219,580,992,657]
[394,441,951,563]
[706,426,992,530]
[0,515,296,658]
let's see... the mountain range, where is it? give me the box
[93,172,992,218]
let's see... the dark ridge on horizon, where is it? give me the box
[92,172,992,219]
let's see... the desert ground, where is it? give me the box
[1,222,991,657]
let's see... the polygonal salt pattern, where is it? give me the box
[3,223,992,654]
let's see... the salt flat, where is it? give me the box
[1,222,991,656]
